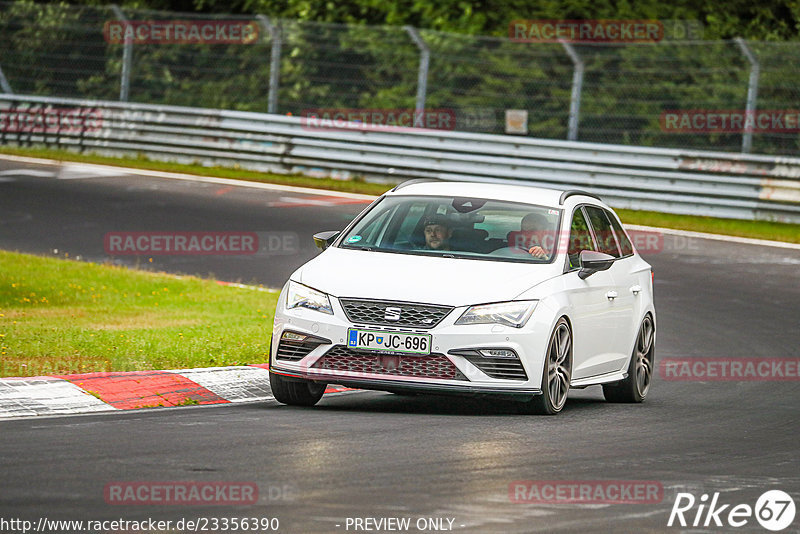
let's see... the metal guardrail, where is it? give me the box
[1,94,799,223]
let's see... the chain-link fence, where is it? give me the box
[1,2,799,155]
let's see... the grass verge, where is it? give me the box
[615,209,800,244]
[1,145,799,244]
[0,250,278,378]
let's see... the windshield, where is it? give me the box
[339,195,561,263]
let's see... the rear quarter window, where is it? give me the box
[607,211,634,256]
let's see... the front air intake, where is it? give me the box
[312,345,468,381]
[449,349,528,381]
[275,331,330,362]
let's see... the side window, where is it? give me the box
[568,208,596,269]
[585,206,621,257]
[607,211,634,256]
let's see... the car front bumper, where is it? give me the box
[271,287,555,400]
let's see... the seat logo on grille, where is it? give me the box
[384,306,402,321]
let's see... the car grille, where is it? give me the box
[312,345,468,381]
[275,332,329,362]
[455,351,528,381]
[339,298,453,329]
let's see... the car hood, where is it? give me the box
[294,247,561,307]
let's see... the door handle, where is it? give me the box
[606,290,618,300]
[630,285,642,295]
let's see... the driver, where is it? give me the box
[521,213,550,259]
[422,216,453,250]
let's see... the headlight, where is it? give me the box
[286,281,333,315]
[455,300,537,328]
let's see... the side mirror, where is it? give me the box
[313,231,340,251]
[578,250,615,279]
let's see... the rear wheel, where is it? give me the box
[269,372,326,407]
[603,315,654,403]
[522,318,572,415]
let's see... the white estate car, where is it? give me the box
[269,181,655,414]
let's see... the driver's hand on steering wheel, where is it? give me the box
[528,246,547,258]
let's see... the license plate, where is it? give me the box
[347,329,431,355]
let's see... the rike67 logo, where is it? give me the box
[668,490,796,531]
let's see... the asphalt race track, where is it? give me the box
[1,157,799,533]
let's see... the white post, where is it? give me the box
[0,64,13,94]
[561,40,584,141]
[735,37,760,154]
[404,26,430,128]
[110,5,132,102]
[257,15,282,114]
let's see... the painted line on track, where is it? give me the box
[625,224,800,250]
[0,154,375,200]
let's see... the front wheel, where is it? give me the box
[269,372,326,407]
[521,318,572,415]
[603,315,654,403]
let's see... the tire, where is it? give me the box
[269,371,326,407]
[603,315,654,403]
[522,317,572,415]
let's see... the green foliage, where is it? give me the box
[2,1,799,153]
[156,0,800,40]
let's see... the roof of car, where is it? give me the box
[386,180,602,209]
